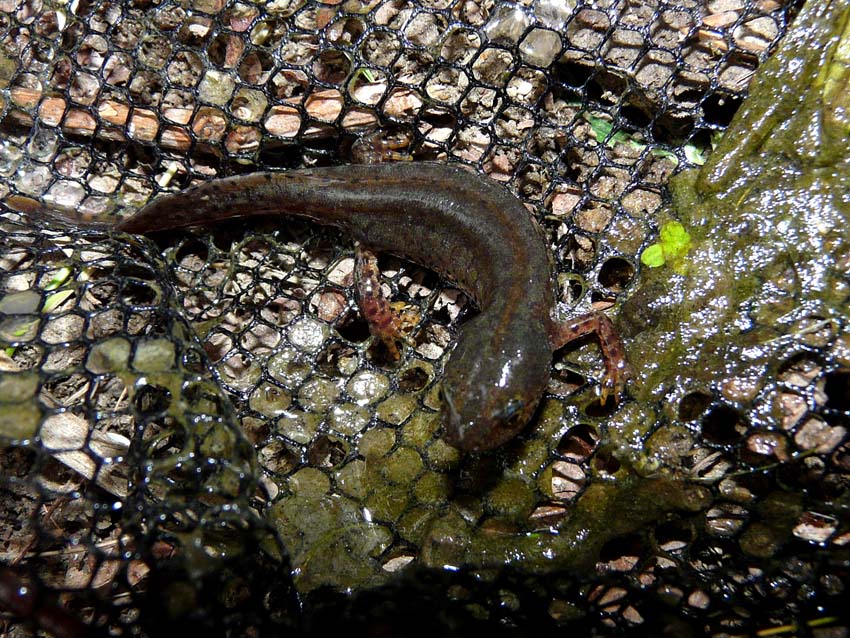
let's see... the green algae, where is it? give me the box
[0,399,41,440]
[133,337,177,372]
[624,0,850,411]
[382,446,425,485]
[269,489,393,591]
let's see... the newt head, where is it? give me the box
[439,319,551,453]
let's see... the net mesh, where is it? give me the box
[2,0,848,635]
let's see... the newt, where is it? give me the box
[38,162,631,452]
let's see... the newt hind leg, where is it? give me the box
[550,310,632,403]
[354,242,416,360]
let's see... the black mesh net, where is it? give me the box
[1,0,848,636]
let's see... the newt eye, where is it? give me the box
[498,398,525,424]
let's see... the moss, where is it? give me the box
[485,477,536,519]
[364,481,410,522]
[413,471,450,505]
[382,446,424,485]
[335,459,367,499]
[376,393,417,426]
[288,467,331,498]
[399,409,439,447]
[358,427,396,459]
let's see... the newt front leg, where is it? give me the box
[550,310,632,403]
[353,242,416,360]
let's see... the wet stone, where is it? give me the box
[328,402,370,436]
[346,369,389,405]
[268,347,313,388]
[297,377,341,413]
[249,381,292,416]
[275,409,320,445]
[287,317,328,352]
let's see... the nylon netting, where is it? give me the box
[1,0,848,636]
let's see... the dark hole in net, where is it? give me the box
[84,280,118,309]
[398,366,429,392]
[418,110,458,143]
[257,143,310,169]
[560,147,590,184]
[557,423,598,459]
[597,257,635,292]
[242,417,270,446]
[517,164,547,201]
[173,237,209,266]
[593,448,620,474]
[182,346,207,375]
[42,373,89,404]
[333,15,368,43]
[337,310,371,343]
[690,537,735,572]
[619,102,653,129]
[366,338,401,367]
[598,533,644,566]
[456,454,503,495]
[654,519,694,549]
[300,127,343,161]
[678,391,713,421]
[589,289,616,307]
[823,369,850,411]
[684,128,715,158]
[313,49,351,84]
[203,330,233,364]
[553,60,600,99]
[121,279,159,306]
[560,234,597,272]
[549,366,586,396]
[701,405,748,445]
[798,461,846,500]
[306,435,348,468]
[208,32,235,67]
[133,384,172,416]
[431,289,469,325]
[701,91,743,127]
[1,446,38,481]
[238,50,275,85]
[651,110,697,146]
